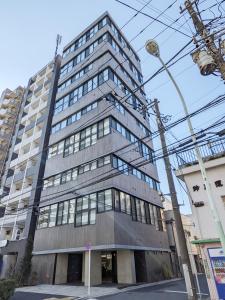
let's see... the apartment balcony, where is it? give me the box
[0,118,14,130]
[0,131,9,141]
[1,186,32,206]
[10,146,39,168]
[2,98,18,109]
[0,211,27,227]
[176,138,225,168]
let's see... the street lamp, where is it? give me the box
[145,36,225,269]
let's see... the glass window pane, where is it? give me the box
[90,193,97,208]
[57,203,63,225]
[49,204,57,227]
[76,198,83,211]
[90,209,96,224]
[62,201,69,224]
[120,192,126,213]
[98,191,105,212]
[105,189,112,211]
[83,196,89,210]
[69,199,75,224]
[82,211,89,225]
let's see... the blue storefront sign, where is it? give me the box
[208,248,225,299]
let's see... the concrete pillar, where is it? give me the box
[0,255,17,279]
[117,250,136,284]
[82,253,85,283]
[84,251,102,286]
[54,254,68,284]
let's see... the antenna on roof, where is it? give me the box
[55,34,62,57]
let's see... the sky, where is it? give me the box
[0,0,224,214]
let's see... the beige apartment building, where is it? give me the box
[0,87,24,184]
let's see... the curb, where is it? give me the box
[77,278,183,299]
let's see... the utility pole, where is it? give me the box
[153,99,198,300]
[182,0,225,80]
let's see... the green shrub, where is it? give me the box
[0,279,16,300]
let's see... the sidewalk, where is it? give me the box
[16,278,182,299]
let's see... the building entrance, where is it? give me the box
[67,253,83,283]
[101,251,117,283]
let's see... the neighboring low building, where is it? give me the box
[163,198,203,278]
[176,138,225,300]
[0,87,25,184]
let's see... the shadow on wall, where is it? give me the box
[135,250,173,283]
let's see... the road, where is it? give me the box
[10,275,210,300]
[98,275,210,300]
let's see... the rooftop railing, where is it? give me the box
[176,138,225,167]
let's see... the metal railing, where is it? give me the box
[176,138,225,167]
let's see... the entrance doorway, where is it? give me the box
[101,251,117,283]
[67,253,83,283]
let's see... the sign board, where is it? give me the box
[208,248,225,299]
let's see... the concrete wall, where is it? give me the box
[144,251,173,282]
[31,254,56,284]
[55,253,68,284]
[117,250,136,284]
[84,250,102,286]
[176,156,225,240]
[0,255,17,279]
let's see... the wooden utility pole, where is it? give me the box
[183,0,225,80]
[153,99,198,300]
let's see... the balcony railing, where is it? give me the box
[176,138,225,167]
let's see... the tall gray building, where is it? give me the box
[0,12,172,285]
[32,12,172,285]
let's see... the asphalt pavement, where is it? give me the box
[97,275,210,300]
[10,275,210,300]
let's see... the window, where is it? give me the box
[63,17,107,59]
[61,33,108,78]
[75,194,96,227]
[69,199,75,224]
[97,190,112,212]
[55,69,109,115]
[44,154,111,189]
[58,63,93,93]
[111,118,154,163]
[37,188,163,231]
[37,206,49,228]
[49,204,57,227]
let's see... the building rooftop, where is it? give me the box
[176,137,225,168]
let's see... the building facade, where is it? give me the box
[163,198,203,277]
[0,12,172,285]
[0,87,25,184]
[176,138,225,299]
[0,59,61,278]
[31,12,172,286]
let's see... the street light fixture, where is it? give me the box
[146,39,225,298]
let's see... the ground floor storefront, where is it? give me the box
[30,249,173,286]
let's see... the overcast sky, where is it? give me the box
[1,0,224,214]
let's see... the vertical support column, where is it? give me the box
[117,250,136,284]
[84,251,102,286]
[54,254,68,284]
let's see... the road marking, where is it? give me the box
[162,290,209,296]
